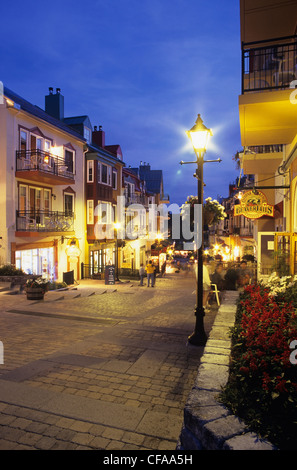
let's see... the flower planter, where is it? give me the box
[26,287,45,300]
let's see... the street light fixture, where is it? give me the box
[182,114,221,346]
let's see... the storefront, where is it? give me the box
[89,243,115,274]
[15,246,55,280]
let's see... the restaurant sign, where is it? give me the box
[234,190,274,219]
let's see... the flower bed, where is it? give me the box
[219,280,297,449]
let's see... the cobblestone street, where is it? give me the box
[0,272,217,450]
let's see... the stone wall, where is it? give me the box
[177,291,275,450]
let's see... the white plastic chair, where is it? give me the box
[211,283,220,307]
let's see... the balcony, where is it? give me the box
[15,150,75,185]
[242,36,297,94]
[16,210,74,235]
[124,193,146,206]
[241,145,283,175]
[239,36,297,146]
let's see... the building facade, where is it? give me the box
[238,0,297,278]
[0,87,171,282]
[0,87,86,281]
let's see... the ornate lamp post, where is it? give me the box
[181,114,221,346]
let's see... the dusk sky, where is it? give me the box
[1,0,242,207]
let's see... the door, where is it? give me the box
[30,135,42,167]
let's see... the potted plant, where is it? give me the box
[25,277,48,300]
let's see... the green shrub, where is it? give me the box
[0,264,25,276]
[47,281,68,290]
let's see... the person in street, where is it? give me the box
[146,260,155,287]
[160,260,166,277]
[211,263,225,291]
[236,260,251,288]
[195,255,211,308]
[139,263,145,286]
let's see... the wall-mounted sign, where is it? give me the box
[234,190,274,219]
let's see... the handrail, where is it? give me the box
[16,149,74,178]
[16,210,74,232]
[242,36,297,93]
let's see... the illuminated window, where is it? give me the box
[87,200,94,224]
[87,160,94,183]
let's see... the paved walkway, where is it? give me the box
[0,272,218,450]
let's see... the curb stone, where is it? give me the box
[177,291,276,451]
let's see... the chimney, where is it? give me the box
[92,125,105,148]
[45,87,64,120]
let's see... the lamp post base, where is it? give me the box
[187,331,207,346]
[187,306,207,346]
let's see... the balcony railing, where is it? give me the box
[16,150,74,179]
[242,35,297,93]
[248,144,284,154]
[16,210,74,232]
[124,193,146,206]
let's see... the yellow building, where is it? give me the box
[238,0,297,277]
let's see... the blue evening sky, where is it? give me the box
[1,0,242,206]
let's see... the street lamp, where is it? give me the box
[114,222,121,282]
[182,114,220,346]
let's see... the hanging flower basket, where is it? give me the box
[25,278,48,300]
[183,196,227,227]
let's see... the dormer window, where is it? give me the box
[84,127,91,144]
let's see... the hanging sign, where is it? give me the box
[234,190,274,219]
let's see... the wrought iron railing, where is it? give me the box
[16,210,74,232]
[16,149,74,179]
[81,263,104,279]
[242,35,297,93]
[124,193,146,206]
[248,144,284,154]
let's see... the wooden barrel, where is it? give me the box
[26,287,44,300]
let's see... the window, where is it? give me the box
[97,162,101,183]
[45,140,51,153]
[20,131,27,155]
[64,193,74,216]
[87,160,94,183]
[101,164,108,184]
[18,185,51,215]
[65,149,74,174]
[19,185,27,212]
[31,134,42,152]
[44,190,50,215]
[97,201,113,224]
[87,200,94,224]
[84,127,91,144]
[112,170,117,190]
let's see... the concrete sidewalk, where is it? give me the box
[0,273,219,450]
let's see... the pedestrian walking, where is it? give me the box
[195,255,211,309]
[139,264,145,286]
[146,260,155,287]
